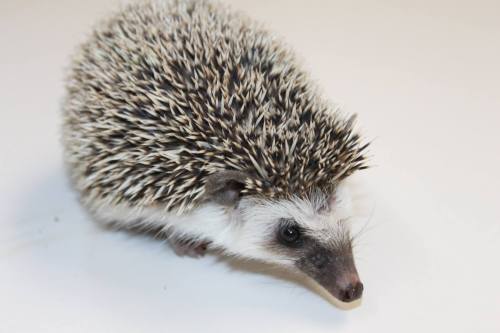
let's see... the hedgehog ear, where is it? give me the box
[323,184,352,215]
[205,170,248,207]
[318,192,336,213]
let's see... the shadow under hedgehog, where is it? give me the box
[63,0,369,304]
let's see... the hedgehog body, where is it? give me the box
[63,0,368,303]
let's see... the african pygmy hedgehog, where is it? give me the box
[63,0,369,303]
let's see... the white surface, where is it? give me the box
[1,0,499,332]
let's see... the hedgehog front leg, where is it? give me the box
[168,237,211,258]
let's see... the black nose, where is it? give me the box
[339,281,364,302]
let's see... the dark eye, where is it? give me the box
[277,219,302,247]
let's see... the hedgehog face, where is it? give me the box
[216,185,362,303]
[203,171,363,302]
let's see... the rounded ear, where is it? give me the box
[318,192,336,213]
[321,183,352,215]
[204,170,248,206]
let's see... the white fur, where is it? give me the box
[87,185,352,266]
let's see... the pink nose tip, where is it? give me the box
[339,281,364,302]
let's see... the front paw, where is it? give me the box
[169,238,211,258]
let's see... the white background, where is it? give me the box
[1,0,499,332]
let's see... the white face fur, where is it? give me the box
[219,184,353,265]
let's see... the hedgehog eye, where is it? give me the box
[277,219,302,247]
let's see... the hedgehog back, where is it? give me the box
[63,0,368,213]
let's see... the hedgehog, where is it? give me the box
[63,0,369,303]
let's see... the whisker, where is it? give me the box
[351,202,377,242]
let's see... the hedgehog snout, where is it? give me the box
[296,246,363,303]
[336,274,364,303]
